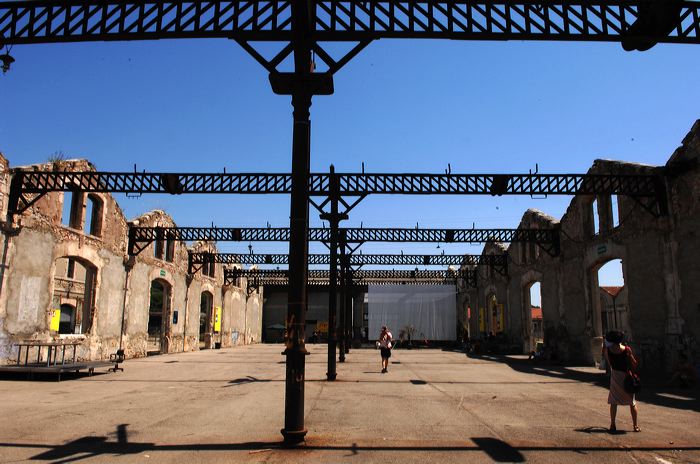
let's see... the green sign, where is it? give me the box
[160,269,166,277]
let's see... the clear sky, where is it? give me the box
[1,36,698,286]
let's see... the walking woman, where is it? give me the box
[378,326,393,373]
[602,331,640,433]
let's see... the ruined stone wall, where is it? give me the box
[471,120,700,368]
[0,158,261,364]
[665,120,700,364]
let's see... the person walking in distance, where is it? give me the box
[378,326,393,373]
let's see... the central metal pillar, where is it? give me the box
[279,0,316,446]
[280,89,311,444]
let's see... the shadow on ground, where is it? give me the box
[2,424,698,463]
[468,354,700,412]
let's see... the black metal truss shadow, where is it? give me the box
[1,1,698,51]
[188,251,507,275]
[129,226,559,257]
[7,169,667,217]
[225,267,477,290]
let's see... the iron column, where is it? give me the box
[338,232,347,362]
[320,166,342,380]
[280,0,313,445]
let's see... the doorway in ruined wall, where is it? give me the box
[524,281,544,353]
[593,259,629,337]
[199,291,214,350]
[148,279,171,355]
[487,294,505,335]
[52,257,97,335]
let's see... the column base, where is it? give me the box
[281,428,308,446]
[326,372,337,381]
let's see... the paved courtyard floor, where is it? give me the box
[1,344,699,463]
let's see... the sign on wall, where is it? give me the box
[213,306,222,332]
[49,308,61,332]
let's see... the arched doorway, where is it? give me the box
[523,281,544,353]
[594,259,628,336]
[148,279,172,355]
[52,257,98,334]
[199,291,213,350]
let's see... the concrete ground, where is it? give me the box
[1,344,699,464]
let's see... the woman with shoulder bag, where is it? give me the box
[602,331,640,433]
[378,326,393,373]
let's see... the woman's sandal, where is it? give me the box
[633,426,641,432]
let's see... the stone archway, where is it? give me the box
[51,256,98,335]
[148,279,172,355]
[199,290,214,350]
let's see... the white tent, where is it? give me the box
[367,285,457,341]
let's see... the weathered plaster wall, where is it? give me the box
[471,120,700,368]
[0,158,260,364]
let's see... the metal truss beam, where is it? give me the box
[1,1,698,46]
[8,169,664,216]
[188,251,507,274]
[225,267,477,288]
[129,225,558,256]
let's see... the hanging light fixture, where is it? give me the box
[0,52,14,74]
[0,43,13,74]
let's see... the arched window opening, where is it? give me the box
[165,234,175,262]
[52,257,97,334]
[611,195,620,228]
[154,238,165,260]
[84,194,103,237]
[597,259,627,335]
[61,190,83,229]
[208,257,215,278]
[592,198,600,236]
[148,279,171,355]
[199,291,214,349]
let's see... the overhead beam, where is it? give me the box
[129,225,557,251]
[8,169,664,216]
[188,251,506,266]
[1,1,697,46]
[225,267,477,287]
[130,225,558,258]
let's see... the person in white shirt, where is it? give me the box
[378,326,393,373]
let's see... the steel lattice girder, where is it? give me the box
[225,267,477,287]
[187,251,508,275]
[188,251,505,266]
[1,1,698,45]
[130,225,558,257]
[7,170,665,216]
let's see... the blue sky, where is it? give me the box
[1,37,698,289]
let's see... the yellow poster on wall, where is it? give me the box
[494,304,505,333]
[317,322,329,333]
[50,309,61,332]
[213,306,222,332]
